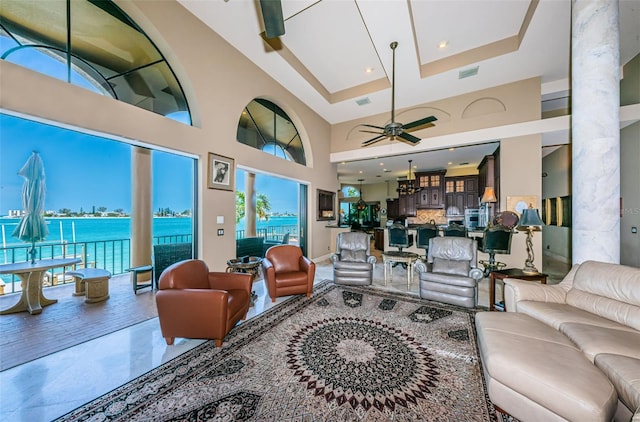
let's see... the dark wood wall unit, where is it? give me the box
[374,228,385,250]
[386,198,399,220]
[444,175,479,214]
[415,171,446,209]
[477,147,500,211]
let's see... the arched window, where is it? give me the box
[236,98,306,165]
[0,0,191,125]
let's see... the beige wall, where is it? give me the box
[331,77,541,154]
[0,0,337,270]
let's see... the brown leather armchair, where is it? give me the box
[262,245,315,303]
[155,259,252,347]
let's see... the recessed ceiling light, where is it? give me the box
[359,170,363,173]
[449,147,455,151]
[379,162,384,166]
[438,40,448,49]
[448,161,453,165]
[341,161,346,164]
[365,67,374,73]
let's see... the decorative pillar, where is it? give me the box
[245,172,257,237]
[131,147,153,269]
[571,0,620,264]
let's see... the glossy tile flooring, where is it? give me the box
[0,255,569,421]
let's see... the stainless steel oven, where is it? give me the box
[465,209,480,230]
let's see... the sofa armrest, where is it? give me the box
[504,278,569,312]
[414,261,427,273]
[209,271,252,294]
[469,268,483,281]
[367,255,377,266]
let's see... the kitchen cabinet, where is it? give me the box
[445,175,479,214]
[386,199,399,220]
[478,147,500,211]
[374,228,385,250]
[398,191,417,217]
[415,171,446,209]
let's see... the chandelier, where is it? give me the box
[356,179,367,211]
[397,159,422,195]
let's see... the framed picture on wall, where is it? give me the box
[207,152,234,191]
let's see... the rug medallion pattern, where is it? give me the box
[57,281,497,421]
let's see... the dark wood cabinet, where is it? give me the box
[398,192,417,217]
[445,175,479,214]
[386,199,399,220]
[478,147,500,211]
[374,228,385,250]
[415,171,446,209]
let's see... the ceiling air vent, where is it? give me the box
[356,97,371,106]
[458,66,479,79]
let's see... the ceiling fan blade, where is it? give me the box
[362,135,388,146]
[360,129,385,135]
[398,132,421,144]
[401,116,437,131]
[259,0,285,39]
[360,124,385,130]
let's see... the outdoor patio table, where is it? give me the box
[0,258,81,315]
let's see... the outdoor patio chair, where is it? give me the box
[127,242,193,293]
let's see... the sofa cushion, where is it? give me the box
[560,322,640,362]
[516,301,639,332]
[594,353,640,413]
[568,261,640,331]
[476,312,617,422]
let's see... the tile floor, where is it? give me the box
[0,254,569,421]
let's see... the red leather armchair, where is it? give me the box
[155,259,252,347]
[262,245,315,303]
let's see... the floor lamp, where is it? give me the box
[517,205,544,274]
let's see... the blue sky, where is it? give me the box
[0,114,193,214]
[1,114,299,216]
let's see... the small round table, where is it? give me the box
[382,251,420,289]
[226,256,263,306]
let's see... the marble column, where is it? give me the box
[572,0,620,264]
[131,147,153,269]
[245,172,257,237]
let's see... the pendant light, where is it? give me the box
[356,179,367,211]
[397,159,422,195]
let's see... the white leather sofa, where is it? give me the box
[476,260,640,421]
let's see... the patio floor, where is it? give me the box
[0,273,158,371]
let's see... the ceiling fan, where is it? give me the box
[361,41,437,147]
[259,0,285,39]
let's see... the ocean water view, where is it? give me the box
[0,216,298,290]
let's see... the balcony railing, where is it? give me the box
[0,234,192,295]
[235,225,298,241]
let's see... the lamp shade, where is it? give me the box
[480,187,497,203]
[518,207,543,228]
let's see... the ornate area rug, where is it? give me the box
[57,281,499,421]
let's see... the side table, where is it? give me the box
[490,268,548,311]
[226,256,262,306]
[382,251,419,289]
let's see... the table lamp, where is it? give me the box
[480,187,497,224]
[517,204,544,274]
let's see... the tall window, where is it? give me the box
[0,0,191,124]
[236,98,306,165]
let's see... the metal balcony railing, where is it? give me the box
[0,234,192,295]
